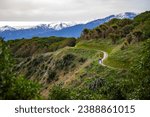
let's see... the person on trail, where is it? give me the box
[99,58,102,64]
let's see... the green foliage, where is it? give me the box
[99,78,128,100]
[109,33,120,44]
[82,28,90,34]
[111,24,118,30]
[80,11,150,45]
[47,71,57,83]
[48,11,150,100]
[125,33,133,44]
[98,39,150,100]
[0,38,15,99]
[130,39,150,99]
[132,30,143,42]
[10,76,40,100]
[107,18,120,25]
[3,11,150,100]
[49,84,100,100]
[121,24,134,36]
[117,19,133,27]
[81,28,91,40]
[142,20,150,39]
[49,85,71,100]
[134,11,150,23]
[8,37,76,58]
[56,53,75,70]
[0,38,40,100]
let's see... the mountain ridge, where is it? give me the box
[0,12,137,40]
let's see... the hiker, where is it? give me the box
[99,58,102,64]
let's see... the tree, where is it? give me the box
[95,28,102,38]
[109,33,119,44]
[0,38,15,99]
[101,24,109,38]
[0,38,40,99]
[81,29,90,39]
[132,30,143,42]
[117,19,133,27]
[126,33,133,44]
[111,24,118,30]
[121,24,134,37]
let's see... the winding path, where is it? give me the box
[99,50,117,69]
[69,45,117,69]
[99,51,108,66]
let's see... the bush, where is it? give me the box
[121,25,134,37]
[130,39,150,99]
[134,11,150,23]
[0,38,40,100]
[10,76,40,100]
[142,21,150,39]
[132,30,143,42]
[49,85,71,100]
[56,54,75,70]
[47,71,57,83]
[109,33,120,44]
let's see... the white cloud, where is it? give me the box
[0,0,149,22]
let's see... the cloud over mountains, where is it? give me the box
[0,0,149,22]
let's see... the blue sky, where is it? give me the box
[0,0,149,23]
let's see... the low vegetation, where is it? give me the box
[0,39,40,99]
[0,11,150,100]
[8,36,76,58]
[49,11,150,100]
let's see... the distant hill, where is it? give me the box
[0,12,137,40]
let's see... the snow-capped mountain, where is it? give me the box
[48,23,76,30]
[0,25,16,32]
[0,12,137,40]
[52,23,70,30]
[0,22,76,31]
[31,23,71,30]
[115,12,137,19]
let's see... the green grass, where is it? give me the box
[8,37,76,58]
[65,48,98,59]
[76,39,143,69]
[76,39,115,53]
[104,43,143,69]
[10,36,145,99]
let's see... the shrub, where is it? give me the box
[56,54,75,70]
[10,76,40,100]
[109,33,120,44]
[0,38,40,100]
[49,85,71,100]
[130,39,150,99]
[132,30,143,42]
[47,71,57,83]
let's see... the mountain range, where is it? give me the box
[0,12,137,40]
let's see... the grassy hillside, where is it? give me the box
[1,11,150,100]
[48,11,150,99]
[8,36,76,58]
